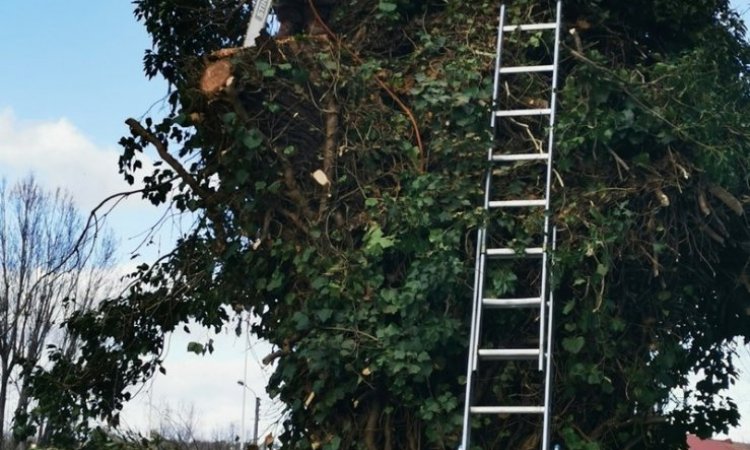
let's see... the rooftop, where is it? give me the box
[688,435,750,450]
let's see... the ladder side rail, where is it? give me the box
[541,0,563,225]
[467,170,493,374]
[461,6,506,450]
[475,0,506,376]
[460,165,492,447]
[472,168,493,370]
[542,226,558,450]
[466,228,483,374]
[462,168,492,448]
[541,7,563,445]
[460,227,483,450]
[472,248,487,372]
[538,251,550,370]
[538,0,563,371]
[490,4,507,129]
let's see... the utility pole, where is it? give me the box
[253,397,261,445]
[239,338,249,450]
[239,313,262,450]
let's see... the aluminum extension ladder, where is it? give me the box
[460,2,562,449]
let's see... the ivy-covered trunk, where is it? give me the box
[25,1,750,449]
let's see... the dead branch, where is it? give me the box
[306,0,426,173]
[608,148,630,179]
[708,184,744,216]
[262,337,295,365]
[697,190,711,216]
[282,166,316,221]
[700,223,725,245]
[319,94,339,217]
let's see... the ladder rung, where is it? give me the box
[488,199,546,208]
[478,348,540,360]
[496,108,552,117]
[486,247,544,258]
[499,65,554,74]
[492,153,549,162]
[502,23,557,32]
[483,297,542,308]
[471,406,545,415]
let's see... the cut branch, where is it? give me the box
[708,184,744,216]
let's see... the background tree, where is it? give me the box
[0,176,115,449]
[27,0,750,449]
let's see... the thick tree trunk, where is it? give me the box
[363,400,380,450]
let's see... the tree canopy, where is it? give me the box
[0,176,115,450]
[27,0,750,449]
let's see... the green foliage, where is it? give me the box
[25,0,750,449]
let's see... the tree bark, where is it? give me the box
[363,400,380,450]
[0,365,9,450]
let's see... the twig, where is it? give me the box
[306,0,426,173]
[568,49,720,154]
[125,118,228,248]
[700,223,726,245]
[125,119,209,200]
[607,148,630,180]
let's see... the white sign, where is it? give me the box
[243,0,273,47]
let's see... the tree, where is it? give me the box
[155,401,201,448]
[26,0,750,449]
[0,176,116,449]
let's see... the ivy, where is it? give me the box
[24,0,750,449]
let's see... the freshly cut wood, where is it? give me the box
[655,188,670,207]
[312,169,330,187]
[200,59,233,95]
[210,47,241,59]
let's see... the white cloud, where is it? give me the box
[0,107,137,211]
[0,107,185,259]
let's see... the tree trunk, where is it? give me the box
[0,367,9,450]
[13,383,30,450]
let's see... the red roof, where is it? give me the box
[688,435,750,450]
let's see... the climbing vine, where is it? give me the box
[26,0,750,449]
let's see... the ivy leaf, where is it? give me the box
[363,223,395,255]
[187,342,204,355]
[316,309,333,321]
[324,436,342,450]
[378,1,397,12]
[242,130,263,150]
[292,311,310,331]
[562,336,585,354]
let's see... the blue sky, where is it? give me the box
[0,1,166,146]
[1,0,750,444]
